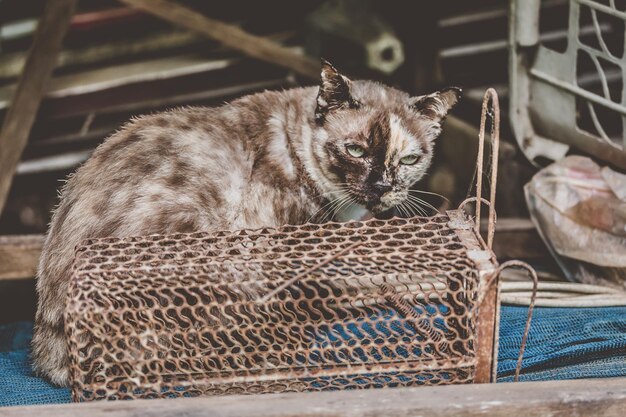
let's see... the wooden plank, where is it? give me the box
[0,0,77,216]
[0,32,295,109]
[482,217,534,232]
[481,218,546,260]
[119,0,320,80]
[1,378,625,416]
[0,30,204,80]
[492,229,546,260]
[0,235,43,280]
[69,7,143,30]
[0,55,236,109]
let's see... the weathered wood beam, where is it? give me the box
[1,378,625,417]
[0,0,77,216]
[120,0,320,80]
[481,218,546,259]
[0,30,203,80]
[0,56,236,110]
[0,235,43,280]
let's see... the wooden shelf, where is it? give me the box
[1,378,624,417]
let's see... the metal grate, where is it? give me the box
[510,0,626,170]
[64,89,512,402]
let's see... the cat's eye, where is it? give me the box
[346,144,365,158]
[400,154,420,165]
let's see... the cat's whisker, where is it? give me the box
[396,203,409,218]
[326,196,350,219]
[407,193,442,212]
[318,197,345,223]
[321,193,354,222]
[307,195,345,223]
[402,202,417,218]
[330,195,348,213]
[401,201,418,218]
[394,204,402,217]
[408,201,431,218]
[407,195,439,214]
[408,189,450,203]
[332,194,357,219]
[403,201,417,218]
[404,198,428,217]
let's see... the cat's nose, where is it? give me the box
[372,181,393,196]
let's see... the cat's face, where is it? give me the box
[311,61,461,215]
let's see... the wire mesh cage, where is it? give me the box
[65,90,512,402]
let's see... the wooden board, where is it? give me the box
[120,0,319,79]
[1,378,625,416]
[0,0,77,215]
[0,56,236,109]
[482,218,546,260]
[0,235,43,281]
[0,32,296,111]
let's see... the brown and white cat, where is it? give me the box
[32,61,460,386]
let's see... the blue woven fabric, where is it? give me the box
[0,322,71,407]
[1,306,625,407]
[497,306,626,381]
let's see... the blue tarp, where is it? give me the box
[1,306,625,407]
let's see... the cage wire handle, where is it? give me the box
[460,90,538,381]
[458,197,496,251]
[459,88,500,249]
[479,260,538,382]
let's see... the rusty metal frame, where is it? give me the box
[453,88,502,383]
[447,210,499,383]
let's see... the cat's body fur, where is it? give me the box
[32,62,460,386]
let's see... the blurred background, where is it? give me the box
[0,0,537,236]
[1,0,625,319]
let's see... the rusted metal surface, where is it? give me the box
[458,87,502,383]
[65,212,500,401]
[446,210,498,384]
[480,88,500,249]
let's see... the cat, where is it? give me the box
[32,60,460,386]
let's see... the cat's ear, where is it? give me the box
[315,60,358,123]
[410,87,462,122]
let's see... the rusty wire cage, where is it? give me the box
[65,90,522,402]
